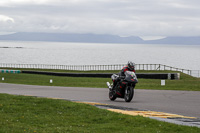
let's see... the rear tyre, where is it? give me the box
[124,86,134,102]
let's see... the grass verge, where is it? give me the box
[0,69,200,91]
[0,93,199,132]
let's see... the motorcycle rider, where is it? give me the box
[111,61,136,90]
[120,61,136,77]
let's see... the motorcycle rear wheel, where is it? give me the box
[124,86,134,102]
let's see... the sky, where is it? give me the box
[1,0,200,39]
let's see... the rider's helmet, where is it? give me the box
[127,61,135,71]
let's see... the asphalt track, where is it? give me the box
[0,83,199,118]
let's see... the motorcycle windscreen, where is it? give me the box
[124,71,138,83]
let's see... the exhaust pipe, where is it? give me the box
[106,82,111,89]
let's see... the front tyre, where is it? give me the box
[109,90,117,101]
[124,86,134,102]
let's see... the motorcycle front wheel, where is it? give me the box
[109,90,117,101]
[124,86,134,102]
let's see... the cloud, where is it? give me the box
[1,0,200,36]
[0,0,50,7]
[0,15,15,23]
[140,36,166,40]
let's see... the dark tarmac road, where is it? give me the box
[0,83,200,118]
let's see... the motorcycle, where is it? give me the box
[106,71,138,102]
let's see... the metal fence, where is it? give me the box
[190,70,200,78]
[0,63,125,71]
[0,63,199,77]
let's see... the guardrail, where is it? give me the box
[0,69,21,74]
[0,63,199,78]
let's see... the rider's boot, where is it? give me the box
[106,82,112,90]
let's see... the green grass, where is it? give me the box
[0,68,200,91]
[0,73,107,88]
[0,93,199,132]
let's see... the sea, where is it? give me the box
[0,41,200,70]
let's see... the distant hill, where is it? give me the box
[0,32,200,45]
[145,36,200,45]
[0,32,143,44]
